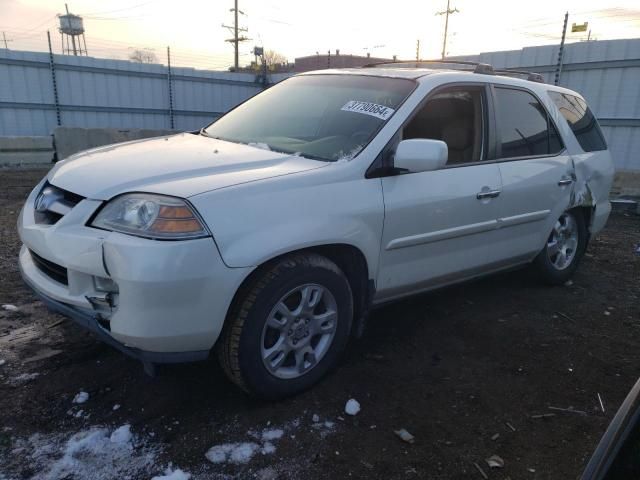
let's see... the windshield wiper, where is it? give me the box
[199,128,217,139]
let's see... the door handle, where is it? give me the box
[558,177,573,186]
[476,189,501,200]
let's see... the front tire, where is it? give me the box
[533,209,587,285]
[217,253,353,400]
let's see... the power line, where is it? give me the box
[78,0,162,17]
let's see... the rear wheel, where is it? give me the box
[533,210,587,285]
[218,253,353,399]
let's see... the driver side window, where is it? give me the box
[403,87,486,165]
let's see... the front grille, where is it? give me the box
[30,250,68,285]
[34,182,85,225]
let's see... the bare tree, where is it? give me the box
[263,50,287,70]
[128,48,158,64]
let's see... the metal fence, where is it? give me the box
[0,48,290,137]
[1,38,639,172]
[453,38,640,172]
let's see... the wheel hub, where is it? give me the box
[260,284,338,380]
[290,321,310,344]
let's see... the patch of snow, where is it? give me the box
[73,391,89,404]
[109,424,132,444]
[0,359,6,366]
[205,427,289,465]
[261,428,284,442]
[311,418,336,439]
[261,441,276,455]
[312,414,320,423]
[256,467,278,480]
[151,467,191,480]
[205,442,260,464]
[334,145,363,163]
[248,142,271,151]
[345,398,361,416]
[14,425,158,480]
[8,372,40,385]
[112,404,120,411]
[2,304,19,312]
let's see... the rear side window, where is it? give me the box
[548,91,607,152]
[494,87,564,159]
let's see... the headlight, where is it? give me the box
[91,193,209,240]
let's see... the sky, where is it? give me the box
[1,0,639,69]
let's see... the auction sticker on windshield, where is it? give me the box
[341,100,395,120]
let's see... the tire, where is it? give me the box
[533,209,587,285]
[217,253,353,400]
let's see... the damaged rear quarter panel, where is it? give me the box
[542,88,615,234]
[570,150,615,233]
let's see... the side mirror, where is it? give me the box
[394,139,448,173]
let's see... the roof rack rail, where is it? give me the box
[361,59,547,83]
[493,69,545,83]
[361,59,495,74]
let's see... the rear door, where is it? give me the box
[487,86,573,265]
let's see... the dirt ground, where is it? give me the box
[0,167,639,480]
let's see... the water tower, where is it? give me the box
[58,4,87,56]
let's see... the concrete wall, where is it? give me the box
[0,128,182,165]
[53,127,176,161]
[0,136,54,165]
[0,49,291,137]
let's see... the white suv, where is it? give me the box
[18,62,614,398]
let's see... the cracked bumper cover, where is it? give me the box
[18,180,252,362]
[20,268,210,365]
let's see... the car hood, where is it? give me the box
[48,133,327,200]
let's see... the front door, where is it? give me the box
[375,84,502,302]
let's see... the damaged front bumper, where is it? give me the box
[20,268,209,374]
[17,178,252,374]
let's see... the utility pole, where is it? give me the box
[436,0,459,59]
[416,39,420,61]
[223,0,249,70]
[1,32,12,49]
[554,12,569,86]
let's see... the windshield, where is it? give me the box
[204,75,415,161]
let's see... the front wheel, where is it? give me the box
[533,210,587,285]
[217,253,353,399]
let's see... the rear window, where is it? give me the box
[548,91,607,152]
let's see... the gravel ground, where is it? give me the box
[0,167,639,479]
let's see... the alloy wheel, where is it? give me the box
[547,212,579,270]
[260,284,338,379]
